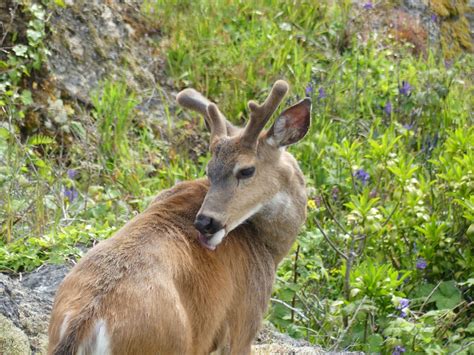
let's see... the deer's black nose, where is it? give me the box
[194,214,223,235]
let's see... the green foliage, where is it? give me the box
[0,1,48,118]
[91,81,138,163]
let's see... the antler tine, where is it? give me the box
[176,88,227,145]
[242,80,289,148]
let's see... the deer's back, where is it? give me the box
[48,179,275,354]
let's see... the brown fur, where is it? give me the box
[49,179,278,354]
[48,81,310,355]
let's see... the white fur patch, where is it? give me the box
[264,192,294,219]
[59,313,70,340]
[228,203,263,233]
[77,319,111,355]
[207,229,226,247]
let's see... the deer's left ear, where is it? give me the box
[265,98,311,147]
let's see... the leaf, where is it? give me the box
[28,135,55,145]
[366,334,383,352]
[20,90,33,105]
[432,281,462,309]
[12,45,28,57]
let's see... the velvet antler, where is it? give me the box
[176,89,227,145]
[241,80,289,148]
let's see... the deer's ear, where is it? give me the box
[266,98,311,147]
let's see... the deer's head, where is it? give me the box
[177,80,311,250]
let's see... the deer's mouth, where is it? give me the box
[197,229,226,251]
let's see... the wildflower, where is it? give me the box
[397,298,410,318]
[384,101,392,116]
[331,186,339,200]
[67,169,78,179]
[431,14,437,22]
[403,123,413,130]
[416,258,427,270]
[307,199,316,209]
[363,2,373,10]
[353,169,370,185]
[398,298,410,309]
[393,345,406,355]
[399,81,412,96]
[318,87,326,99]
[305,83,313,97]
[64,187,78,202]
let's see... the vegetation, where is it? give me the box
[1,0,473,353]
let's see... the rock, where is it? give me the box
[0,314,31,355]
[0,264,70,354]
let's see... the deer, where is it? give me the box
[48,80,311,355]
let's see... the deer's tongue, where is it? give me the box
[197,232,216,251]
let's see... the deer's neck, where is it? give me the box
[251,169,307,265]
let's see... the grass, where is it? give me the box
[1,0,474,353]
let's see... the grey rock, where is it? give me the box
[45,0,168,124]
[0,264,70,354]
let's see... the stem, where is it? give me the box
[343,235,356,327]
[290,244,300,323]
[314,217,348,260]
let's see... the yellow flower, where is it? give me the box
[307,199,316,209]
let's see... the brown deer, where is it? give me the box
[48,80,311,355]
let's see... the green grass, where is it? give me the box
[1,0,474,353]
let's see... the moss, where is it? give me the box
[430,0,473,58]
[430,0,463,17]
[442,16,473,57]
[0,314,31,355]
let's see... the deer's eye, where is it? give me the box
[236,167,255,180]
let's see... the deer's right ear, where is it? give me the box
[266,98,311,147]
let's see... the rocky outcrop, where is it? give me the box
[0,265,69,354]
[351,0,473,57]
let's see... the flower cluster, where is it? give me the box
[354,169,370,185]
[393,345,406,355]
[384,101,392,116]
[64,187,78,202]
[399,81,412,96]
[363,2,373,10]
[416,258,427,270]
[397,298,410,318]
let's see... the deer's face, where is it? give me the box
[177,81,311,250]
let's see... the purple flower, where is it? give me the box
[67,169,78,179]
[331,186,339,200]
[403,123,414,130]
[318,87,326,99]
[398,298,410,309]
[397,298,410,318]
[399,81,412,96]
[384,101,392,116]
[363,2,373,10]
[393,345,406,355]
[305,83,313,97]
[64,187,78,202]
[354,169,370,185]
[431,14,437,22]
[416,258,427,270]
